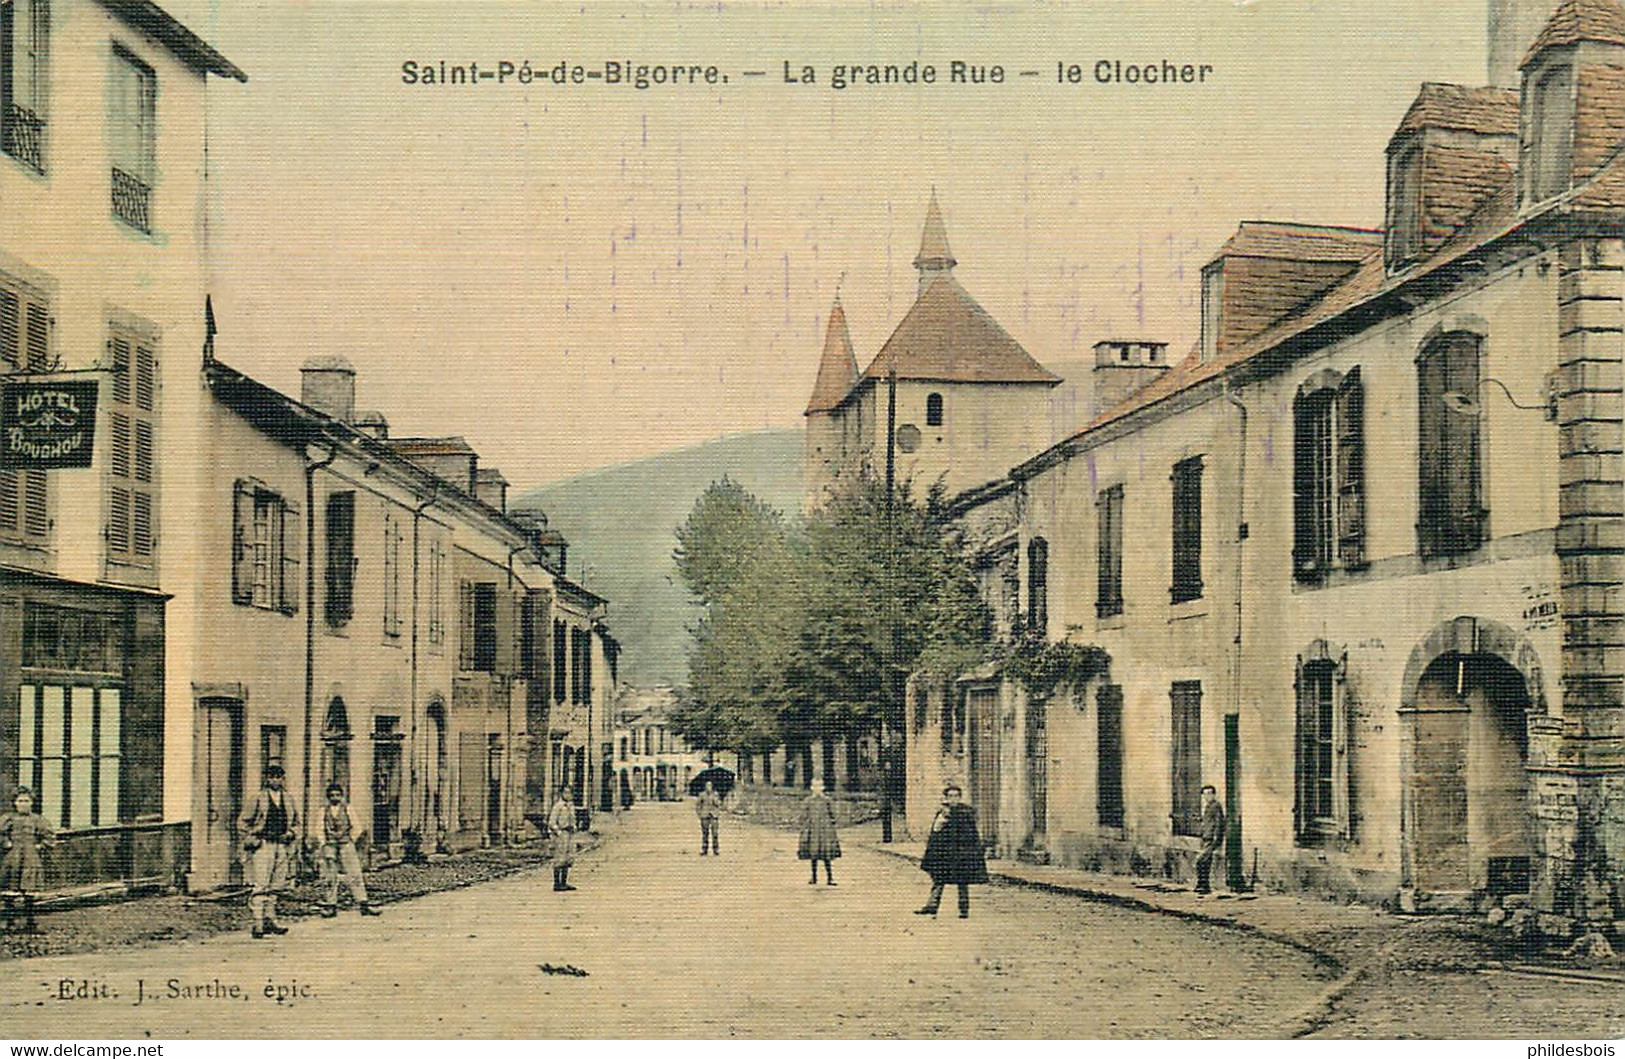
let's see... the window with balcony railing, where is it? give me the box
[109,48,154,232]
[1,0,49,174]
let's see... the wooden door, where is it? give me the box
[1411,708,1470,892]
[199,699,244,888]
[967,686,999,850]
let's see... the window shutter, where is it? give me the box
[324,492,355,626]
[458,582,475,671]
[1293,655,1308,841]
[109,335,131,404]
[24,300,48,368]
[0,288,19,368]
[553,620,567,704]
[495,587,516,676]
[1292,395,1316,577]
[279,498,301,615]
[1336,370,1366,569]
[1335,653,1354,840]
[1449,336,1484,543]
[231,479,254,604]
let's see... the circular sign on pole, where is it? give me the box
[895,423,921,453]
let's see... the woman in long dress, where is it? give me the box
[798,788,841,886]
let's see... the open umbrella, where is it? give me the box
[689,765,736,798]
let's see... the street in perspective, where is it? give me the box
[3,0,1625,1043]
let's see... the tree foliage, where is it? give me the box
[671,473,991,753]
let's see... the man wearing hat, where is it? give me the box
[915,783,988,919]
[238,764,299,939]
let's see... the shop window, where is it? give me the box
[17,682,121,829]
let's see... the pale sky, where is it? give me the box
[175,0,1485,489]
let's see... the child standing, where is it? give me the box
[319,783,381,918]
[1,787,55,934]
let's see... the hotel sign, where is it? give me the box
[1,378,99,470]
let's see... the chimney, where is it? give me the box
[1091,340,1169,417]
[354,410,389,440]
[474,468,508,512]
[1489,0,1562,88]
[300,355,356,423]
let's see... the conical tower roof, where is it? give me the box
[913,188,957,271]
[805,297,860,415]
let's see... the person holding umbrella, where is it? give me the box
[915,784,988,919]
[688,765,734,856]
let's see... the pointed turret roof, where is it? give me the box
[860,275,1060,387]
[1522,0,1625,66]
[913,189,957,271]
[805,297,860,415]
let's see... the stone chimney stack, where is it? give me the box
[1489,0,1562,88]
[1091,340,1169,417]
[354,410,389,440]
[474,468,508,513]
[300,355,356,423]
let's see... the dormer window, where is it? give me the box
[1525,63,1573,203]
[1200,263,1223,363]
[0,0,48,174]
[1386,142,1422,269]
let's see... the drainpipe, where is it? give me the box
[1223,382,1248,892]
[409,490,437,838]
[302,443,339,835]
[503,541,526,843]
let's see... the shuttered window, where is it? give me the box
[1026,536,1048,634]
[469,583,498,673]
[1096,485,1124,618]
[1,282,50,546]
[1170,680,1202,837]
[1418,332,1486,557]
[1170,457,1203,604]
[1293,370,1367,580]
[105,328,158,569]
[230,479,298,613]
[552,619,567,703]
[109,48,154,232]
[1295,652,1354,842]
[0,0,49,174]
[426,539,445,645]
[381,507,403,638]
[1096,683,1125,828]
[324,491,355,627]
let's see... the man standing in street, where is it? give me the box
[1194,783,1226,895]
[239,764,298,939]
[915,784,988,919]
[695,781,723,856]
[548,786,578,892]
[319,782,381,918]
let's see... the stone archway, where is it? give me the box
[1400,617,1547,902]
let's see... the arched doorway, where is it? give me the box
[1405,628,1537,898]
[321,697,352,796]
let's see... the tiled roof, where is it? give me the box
[1393,83,1520,138]
[1576,62,1625,180]
[1420,145,1514,250]
[859,275,1060,387]
[1572,148,1625,205]
[1523,0,1625,66]
[805,298,860,414]
[385,436,477,456]
[1212,221,1384,263]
